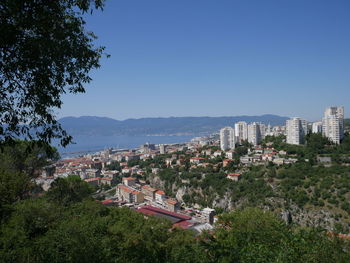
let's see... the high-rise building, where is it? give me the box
[159,144,166,154]
[247,122,262,146]
[220,127,235,151]
[286,117,307,145]
[312,122,323,133]
[234,121,248,143]
[322,106,344,144]
[259,123,266,139]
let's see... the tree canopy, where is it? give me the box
[0,0,107,146]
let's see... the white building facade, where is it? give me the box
[322,106,344,144]
[286,117,307,145]
[247,122,262,146]
[312,121,323,133]
[220,127,235,151]
[234,121,248,143]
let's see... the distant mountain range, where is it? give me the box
[59,115,289,136]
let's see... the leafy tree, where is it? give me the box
[204,208,289,262]
[106,160,121,171]
[0,198,62,262]
[305,132,331,153]
[0,140,59,219]
[46,175,93,205]
[164,229,209,263]
[0,169,32,220]
[0,140,59,178]
[0,0,107,146]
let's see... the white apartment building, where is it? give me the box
[259,123,266,139]
[247,122,262,146]
[234,121,248,143]
[312,121,323,133]
[220,127,235,151]
[286,117,307,145]
[322,106,344,144]
[159,144,166,154]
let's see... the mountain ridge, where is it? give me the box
[59,115,290,136]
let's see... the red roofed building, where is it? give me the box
[122,177,136,187]
[167,198,180,212]
[190,157,205,164]
[101,177,114,186]
[137,205,192,229]
[84,177,101,186]
[141,185,157,200]
[117,184,144,203]
[227,173,241,182]
[101,199,118,206]
[173,220,194,229]
[155,190,166,203]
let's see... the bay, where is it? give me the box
[55,135,195,157]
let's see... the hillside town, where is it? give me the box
[36,106,347,233]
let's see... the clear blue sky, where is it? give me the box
[59,0,350,121]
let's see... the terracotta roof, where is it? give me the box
[167,198,178,205]
[228,173,241,176]
[118,184,141,195]
[101,200,114,205]
[101,177,113,181]
[142,185,157,192]
[84,177,101,182]
[156,190,165,195]
[123,177,135,181]
[173,220,194,229]
[102,171,118,175]
[137,208,156,216]
[137,205,191,221]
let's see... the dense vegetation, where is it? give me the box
[138,133,350,232]
[1,0,107,146]
[2,178,350,262]
[262,133,350,160]
[2,141,350,262]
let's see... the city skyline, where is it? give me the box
[58,0,350,120]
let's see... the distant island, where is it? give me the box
[59,114,289,136]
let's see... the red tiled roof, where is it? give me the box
[84,177,101,182]
[228,173,241,176]
[137,205,191,221]
[173,220,194,229]
[167,198,178,205]
[156,190,165,195]
[101,200,114,205]
[103,171,118,175]
[118,184,141,195]
[137,208,156,216]
[142,185,157,192]
[123,177,135,181]
[101,177,113,181]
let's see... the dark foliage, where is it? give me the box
[0,0,106,146]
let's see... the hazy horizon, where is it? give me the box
[59,113,330,123]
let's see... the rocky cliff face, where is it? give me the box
[148,174,348,232]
